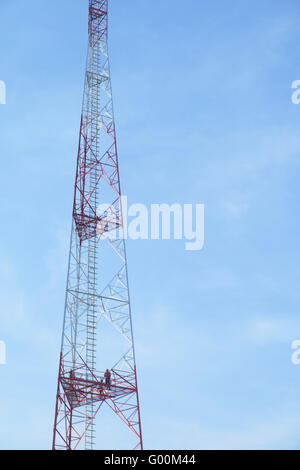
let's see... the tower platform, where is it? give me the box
[61,366,136,409]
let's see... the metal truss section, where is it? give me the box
[53,0,143,451]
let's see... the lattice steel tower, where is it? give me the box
[53,0,143,450]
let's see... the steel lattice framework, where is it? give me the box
[53,0,143,450]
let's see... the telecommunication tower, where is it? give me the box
[53,0,143,450]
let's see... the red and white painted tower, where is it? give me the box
[53,0,143,450]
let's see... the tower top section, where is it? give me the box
[89,0,108,46]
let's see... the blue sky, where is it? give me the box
[1,0,300,449]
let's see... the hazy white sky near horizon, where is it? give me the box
[1,0,300,449]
